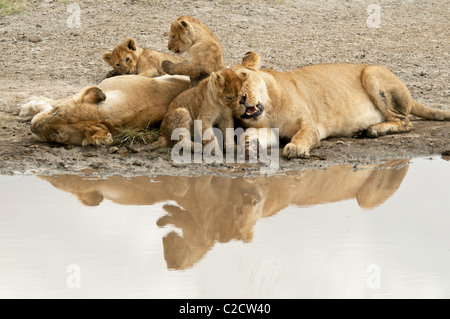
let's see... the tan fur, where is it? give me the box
[24,75,190,146]
[230,51,450,158]
[161,16,226,86]
[102,37,185,78]
[38,159,409,269]
[149,69,246,152]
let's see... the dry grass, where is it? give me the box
[0,0,26,15]
[115,121,159,147]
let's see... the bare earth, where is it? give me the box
[0,0,449,177]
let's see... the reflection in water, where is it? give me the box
[39,159,409,270]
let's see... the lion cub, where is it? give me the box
[149,69,247,153]
[102,37,185,78]
[161,16,226,86]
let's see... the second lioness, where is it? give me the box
[230,51,450,158]
[149,69,246,152]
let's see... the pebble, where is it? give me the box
[108,146,119,154]
[28,36,42,43]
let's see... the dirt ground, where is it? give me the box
[0,0,449,177]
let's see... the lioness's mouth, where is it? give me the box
[241,103,264,119]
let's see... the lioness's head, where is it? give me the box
[167,16,199,54]
[230,51,267,121]
[31,87,113,146]
[208,68,248,111]
[103,38,140,75]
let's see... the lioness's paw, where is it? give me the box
[283,143,310,159]
[20,99,52,121]
[245,139,258,159]
[82,133,113,147]
[161,60,174,74]
[366,125,385,138]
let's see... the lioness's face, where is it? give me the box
[167,20,195,54]
[229,67,266,120]
[229,51,268,121]
[31,88,113,146]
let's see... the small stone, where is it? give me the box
[108,146,119,154]
[28,36,42,43]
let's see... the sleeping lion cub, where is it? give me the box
[161,16,226,86]
[149,69,246,153]
[102,37,185,78]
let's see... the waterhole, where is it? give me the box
[0,157,449,298]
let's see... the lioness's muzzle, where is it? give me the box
[241,103,264,119]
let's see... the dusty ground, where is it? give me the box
[0,0,449,177]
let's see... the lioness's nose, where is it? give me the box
[168,44,172,51]
[240,94,247,104]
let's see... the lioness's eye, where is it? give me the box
[125,57,130,63]
[171,35,175,40]
[227,96,233,101]
[115,63,120,67]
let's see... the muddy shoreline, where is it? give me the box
[0,0,449,178]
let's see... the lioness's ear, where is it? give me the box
[81,87,106,104]
[102,52,113,65]
[211,72,225,88]
[123,37,137,51]
[242,51,260,69]
[238,71,249,82]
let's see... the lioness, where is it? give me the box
[161,16,226,86]
[21,75,190,146]
[148,68,246,152]
[102,37,185,78]
[230,51,450,158]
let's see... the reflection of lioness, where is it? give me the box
[230,52,450,158]
[38,159,409,269]
[20,75,190,146]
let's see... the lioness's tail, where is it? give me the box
[147,136,169,151]
[411,101,450,121]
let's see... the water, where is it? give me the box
[0,157,449,298]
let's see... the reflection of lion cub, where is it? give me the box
[102,37,185,78]
[162,16,226,86]
[149,69,246,152]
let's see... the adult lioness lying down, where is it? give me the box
[231,52,450,158]
[20,75,190,146]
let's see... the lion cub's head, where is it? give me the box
[31,87,113,146]
[230,51,267,121]
[167,16,203,54]
[103,38,140,75]
[207,68,248,111]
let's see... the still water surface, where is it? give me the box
[0,157,449,298]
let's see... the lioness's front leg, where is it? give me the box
[283,118,320,159]
[218,117,236,153]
